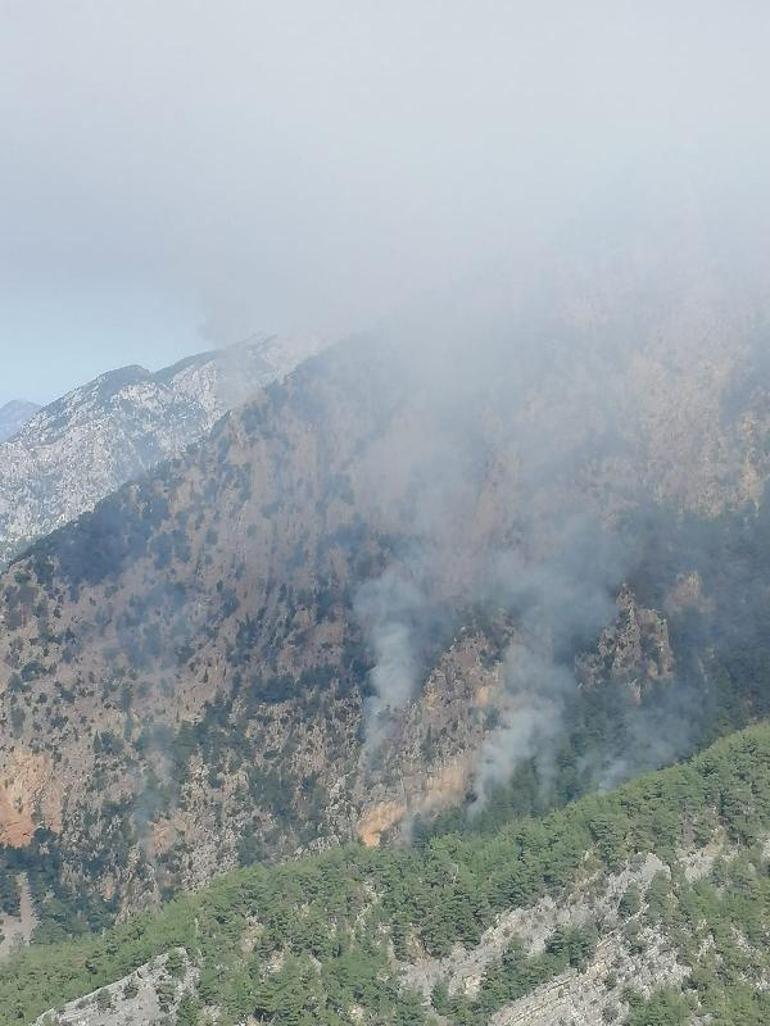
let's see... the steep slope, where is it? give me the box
[0,402,39,443]
[0,335,324,567]
[0,309,769,930]
[4,723,770,1026]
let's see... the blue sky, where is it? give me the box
[0,281,203,406]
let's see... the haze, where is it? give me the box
[1,0,769,404]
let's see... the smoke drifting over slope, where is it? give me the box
[349,206,770,805]
[355,568,427,758]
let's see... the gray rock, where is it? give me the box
[0,334,324,567]
[33,949,198,1026]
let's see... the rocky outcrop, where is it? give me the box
[576,586,675,698]
[490,927,686,1026]
[402,843,725,1026]
[0,751,62,847]
[32,949,197,1026]
[0,334,324,567]
[355,627,508,845]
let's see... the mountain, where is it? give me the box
[1,278,769,939]
[0,402,39,443]
[0,335,325,568]
[5,723,770,1026]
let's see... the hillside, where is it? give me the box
[3,723,770,1025]
[1,307,769,934]
[0,335,323,567]
[5,4,770,1024]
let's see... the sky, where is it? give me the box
[1,1,770,405]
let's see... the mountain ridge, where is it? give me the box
[0,334,325,568]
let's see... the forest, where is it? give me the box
[3,723,770,1025]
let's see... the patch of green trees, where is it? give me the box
[2,724,770,1023]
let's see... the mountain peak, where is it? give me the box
[0,335,325,567]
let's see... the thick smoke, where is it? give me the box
[470,644,574,813]
[352,209,770,809]
[354,567,426,759]
[352,333,632,791]
[468,521,628,806]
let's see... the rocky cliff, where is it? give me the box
[0,335,324,567]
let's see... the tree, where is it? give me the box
[176,993,201,1026]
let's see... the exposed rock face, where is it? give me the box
[0,751,61,847]
[0,334,324,567]
[355,628,508,846]
[576,586,675,698]
[489,928,686,1026]
[402,841,733,1026]
[0,401,39,443]
[32,949,197,1026]
[401,851,685,1002]
[34,839,733,1026]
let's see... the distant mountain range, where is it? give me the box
[0,334,325,567]
[0,400,40,442]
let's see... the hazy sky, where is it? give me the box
[1,1,769,405]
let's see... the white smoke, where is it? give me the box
[354,567,426,758]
